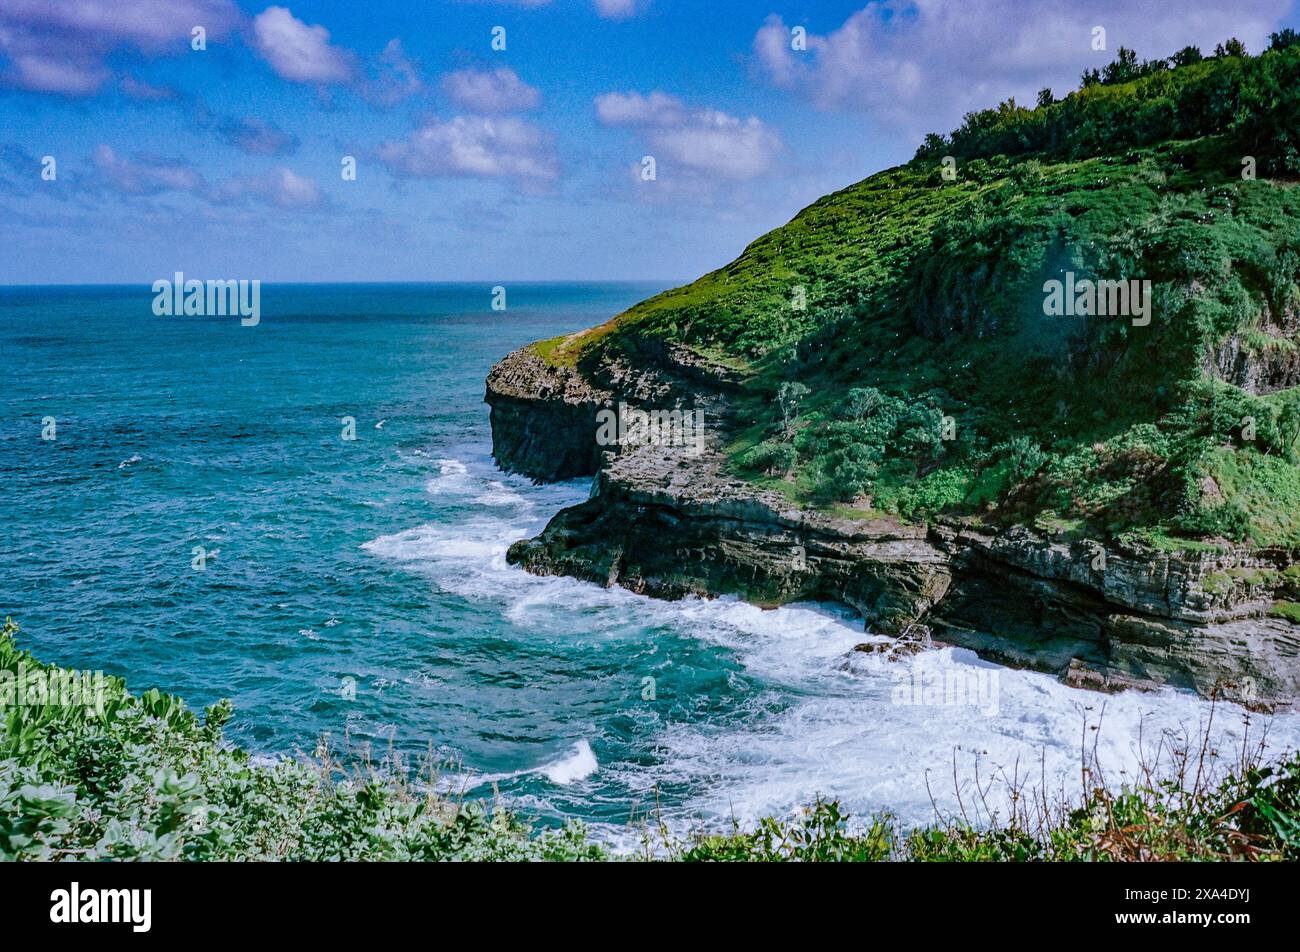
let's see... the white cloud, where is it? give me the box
[378,116,559,182]
[464,0,645,18]
[215,167,325,208]
[595,91,782,180]
[593,0,641,20]
[252,6,353,84]
[94,144,323,210]
[594,91,686,126]
[94,145,204,195]
[363,38,423,107]
[0,0,239,95]
[442,67,541,113]
[752,0,1293,129]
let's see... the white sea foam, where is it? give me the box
[423,458,476,497]
[541,740,599,784]
[475,480,526,507]
[366,450,1300,840]
[441,740,599,792]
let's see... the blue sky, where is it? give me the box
[2,0,1297,284]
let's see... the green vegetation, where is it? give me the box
[4,618,1298,862]
[1270,600,1300,623]
[0,620,603,861]
[677,751,1300,861]
[549,41,1300,548]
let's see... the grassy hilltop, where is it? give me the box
[538,36,1300,551]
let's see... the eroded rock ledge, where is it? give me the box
[486,347,1300,710]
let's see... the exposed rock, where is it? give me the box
[486,347,1300,711]
[486,338,738,481]
[485,346,609,481]
[1206,300,1300,395]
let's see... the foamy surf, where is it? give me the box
[365,449,1300,844]
[542,740,599,784]
[441,740,600,792]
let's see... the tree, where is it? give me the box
[1101,47,1140,85]
[897,405,947,459]
[827,444,880,501]
[1275,392,1300,462]
[843,387,884,421]
[1215,37,1247,58]
[1001,436,1048,482]
[739,440,797,478]
[1035,87,1055,109]
[1169,45,1204,67]
[777,381,810,439]
[917,132,949,159]
[1270,29,1300,51]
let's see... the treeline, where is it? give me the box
[914,33,1300,174]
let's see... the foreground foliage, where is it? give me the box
[3,619,1297,862]
[0,620,603,861]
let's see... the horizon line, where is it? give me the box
[0,278,686,289]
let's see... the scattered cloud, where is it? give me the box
[752,0,1292,129]
[119,76,181,101]
[442,67,541,113]
[94,143,323,210]
[0,0,239,95]
[94,144,205,196]
[594,90,685,125]
[363,38,424,107]
[0,142,82,200]
[214,166,325,209]
[252,6,354,85]
[463,0,645,17]
[378,115,559,183]
[595,91,782,180]
[593,0,643,20]
[214,116,300,156]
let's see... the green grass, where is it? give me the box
[1270,600,1300,623]
[538,44,1300,550]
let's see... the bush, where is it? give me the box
[997,436,1049,483]
[738,440,797,477]
[1175,501,1252,541]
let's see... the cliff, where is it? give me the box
[484,43,1300,710]
[489,354,1299,706]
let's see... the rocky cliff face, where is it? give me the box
[486,339,741,480]
[486,348,1300,711]
[485,346,609,481]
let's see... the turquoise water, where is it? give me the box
[5,283,1300,841]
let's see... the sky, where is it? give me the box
[1,0,1297,284]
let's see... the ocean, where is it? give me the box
[4,282,1299,844]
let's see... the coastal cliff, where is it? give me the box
[487,343,1300,709]
[485,43,1300,710]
